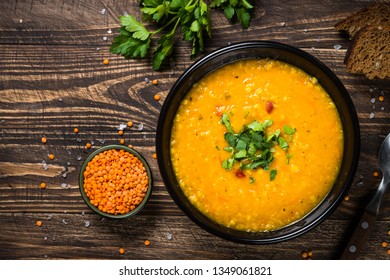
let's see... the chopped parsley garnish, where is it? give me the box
[220,113,295,181]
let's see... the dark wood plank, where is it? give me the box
[0,0,389,260]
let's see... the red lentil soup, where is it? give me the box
[170,59,344,232]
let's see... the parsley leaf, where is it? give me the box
[210,0,254,29]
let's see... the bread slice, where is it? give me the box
[335,4,390,38]
[344,25,390,79]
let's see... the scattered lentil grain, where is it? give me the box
[48,154,55,160]
[154,94,161,101]
[381,241,388,248]
[144,239,151,246]
[152,79,158,85]
[85,143,92,149]
[127,121,133,127]
[40,182,47,189]
[344,194,350,201]
[152,153,157,159]
[379,95,384,102]
[74,127,79,133]
[373,171,379,177]
[36,220,42,227]
[41,137,47,144]
[119,139,125,145]
[119,248,125,254]
[118,130,124,136]
[103,59,109,65]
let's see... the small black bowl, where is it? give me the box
[79,145,153,219]
[156,41,360,244]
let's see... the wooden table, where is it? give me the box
[0,0,389,260]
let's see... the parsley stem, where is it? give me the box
[151,16,180,36]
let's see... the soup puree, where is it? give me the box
[170,59,343,232]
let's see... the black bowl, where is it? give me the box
[156,41,360,244]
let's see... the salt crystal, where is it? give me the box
[61,183,68,188]
[279,22,286,27]
[303,29,308,33]
[47,215,52,220]
[84,220,90,228]
[138,123,144,131]
[96,47,101,51]
[82,211,85,215]
[44,236,48,241]
[333,44,342,50]
[166,233,173,240]
[91,140,95,145]
[77,155,82,161]
[62,219,68,225]
[117,123,127,130]
[98,139,105,144]
[369,112,375,119]
[58,98,63,102]
[357,181,364,187]
[381,107,385,111]
[19,19,23,23]
[62,173,67,178]
[369,88,374,93]
[370,98,376,104]
[99,8,106,15]
[107,29,112,34]
[67,162,71,166]
[144,77,150,83]
[76,138,82,142]
[100,218,106,222]
[102,36,108,41]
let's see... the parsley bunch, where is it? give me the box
[220,113,296,181]
[110,0,254,70]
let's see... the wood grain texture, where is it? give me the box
[0,0,389,260]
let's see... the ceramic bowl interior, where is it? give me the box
[156,41,360,243]
[79,145,153,219]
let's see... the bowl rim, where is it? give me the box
[156,40,360,243]
[79,144,153,219]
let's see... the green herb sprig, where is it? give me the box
[220,113,295,181]
[110,0,254,70]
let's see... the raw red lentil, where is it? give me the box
[103,59,109,65]
[83,149,149,215]
[41,137,47,144]
[152,153,157,159]
[373,171,379,177]
[48,154,55,160]
[144,239,151,246]
[379,95,384,102]
[119,247,125,254]
[36,220,42,227]
[118,130,124,136]
[127,121,133,127]
[74,127,79,133]
[344,194,350,201]
[85,143,92,149]
[152,79,158,85]
[154,94,161,101]
[381,241,388,248]
[119,139,125,145]
[40,182,47,189]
